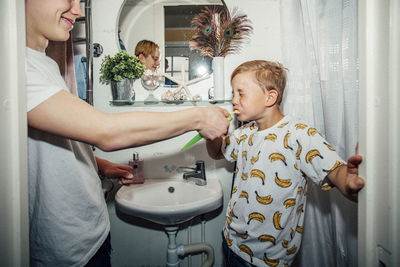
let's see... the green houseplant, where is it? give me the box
[100,51,145,100]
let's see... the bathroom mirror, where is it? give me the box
[118,0,222,82]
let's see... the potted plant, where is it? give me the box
[100,51,145,100]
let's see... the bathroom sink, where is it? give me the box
[115,178,223,225]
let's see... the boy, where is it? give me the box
[206,60,364,266]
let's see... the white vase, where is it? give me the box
[212,57,225,100]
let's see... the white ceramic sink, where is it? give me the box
[115,178,223,225]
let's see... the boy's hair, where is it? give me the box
[231,60,287,105]
[134,40,159,57]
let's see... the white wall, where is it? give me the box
[358,0,400,266]
[92,0,281,266]
[0,0,29,266]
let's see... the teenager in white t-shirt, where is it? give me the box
[206,60,365,266]
[25,1,231,266]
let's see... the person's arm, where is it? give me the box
[327,155,365,201]
[206,137,224,160]
[27,90,230,151]
[95,157,135,185]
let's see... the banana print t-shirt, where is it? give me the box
[221,115,344,267]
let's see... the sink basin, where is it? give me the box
[115,178,223,225]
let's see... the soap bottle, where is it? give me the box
[129,152,144,184]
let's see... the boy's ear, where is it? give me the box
[265,89,279,107]
[137,54,145,62]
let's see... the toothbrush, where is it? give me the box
[181,110,239,151]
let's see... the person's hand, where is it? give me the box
[197,107,230,140]
[343,155,365,201]
[96,157,135,185]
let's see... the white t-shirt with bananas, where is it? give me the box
[221,115,344,267]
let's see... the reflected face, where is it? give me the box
[26,0,82,51]
[141,49,160,71]
[231,72,269,123]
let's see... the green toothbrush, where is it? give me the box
[181,110,238,151]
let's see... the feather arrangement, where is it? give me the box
[189,5,253,57]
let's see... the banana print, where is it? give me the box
[235,167,239,174]
[307,127,319,136]
[324,141,335,151]
[235,230,249,239]
[323,160,344,173]
[239,191,249,204]
[226,216,232,225]
[229,202,238,219]
[232,186,237,194]
[283,131,293,150]
[275,172,292,188]
[255,190,273,205]
[239,244,254,263]
[242,151,248,160]
[224,136,230,149]
[258,234,276,245]
[250,169,266,185]
[225,234,233,246]
[251,151,261,164]
[283,198,296,208]
[273,211,284,230]
[240,134,248,143]
[295,139,302,160]
[250,124,256,130]
[319,180,333,191]
[248,134,254,146]
[290,228,295,239]
[294,163,299,170]
[296,204,304,214]
[295,123,308,130]
[247,212,265,224]
[282,240,289,248]
[263,253,280,267]
[278,122,289,128]
[305,149,323,163]
[241,172,248,181]
[296,225,303,233]
[265,133,277,142]
[268,153,287,166]
[297,186,303,195]
[230,150,238,161]
[286,245,297,255]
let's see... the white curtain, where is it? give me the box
[279,0,359,266]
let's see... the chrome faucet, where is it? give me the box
[178,160,207,186]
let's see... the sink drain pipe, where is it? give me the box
[177,243,215,267]
[165,226,214,267]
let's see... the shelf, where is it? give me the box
[109,99,232,106]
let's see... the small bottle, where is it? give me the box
[128,152,144,184]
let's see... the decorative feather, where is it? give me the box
[189,4,253,57]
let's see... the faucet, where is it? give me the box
[178,160,207,186]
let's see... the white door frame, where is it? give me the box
[0,0,29,265]
[358,0,400,266]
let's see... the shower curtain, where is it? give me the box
[279,0,358,266]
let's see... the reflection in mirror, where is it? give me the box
[164,5,220,83]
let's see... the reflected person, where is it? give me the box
[135,39,160,71]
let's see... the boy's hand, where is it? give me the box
[343,155,365,201]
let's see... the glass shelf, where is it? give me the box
[109,99,232,106]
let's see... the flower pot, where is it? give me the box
[212,57,225,100]
[110,78,135,101]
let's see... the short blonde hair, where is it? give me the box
[134,40,159,57]
[231,60,287,105]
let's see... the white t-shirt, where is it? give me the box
[26,47,110,267]
[221,115,344,267]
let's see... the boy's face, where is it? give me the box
[26,0,82,51]
[231,72,269,122]
[140,49,161,71]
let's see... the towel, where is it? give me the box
[74,55,87,100]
